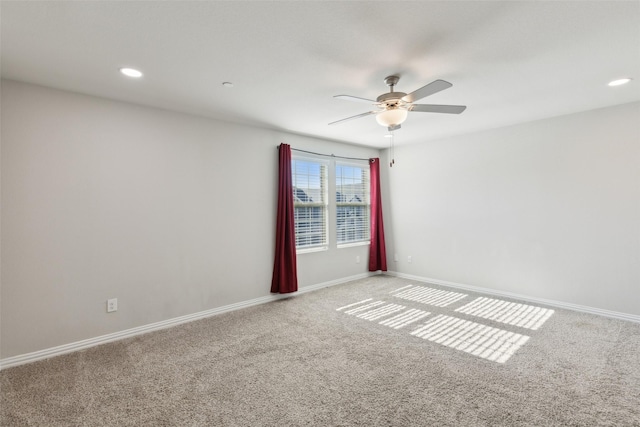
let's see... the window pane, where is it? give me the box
[292,158,327,249]
[294,206,326,247]
[336,163,370,245]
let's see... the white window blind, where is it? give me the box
[336,162,370,245]
[292,157,328,250]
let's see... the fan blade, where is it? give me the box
[328,111,377,125]
[409,104,467,114]
[402,80,453,103]
[334,95,377,104]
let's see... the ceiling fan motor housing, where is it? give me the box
[379,75,407,108]
[377,92,408,108]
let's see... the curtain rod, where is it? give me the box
[279,146,373,162]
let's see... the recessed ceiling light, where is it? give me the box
[608,78,631,87]
[222,82,234,87]
[119,67,143,78]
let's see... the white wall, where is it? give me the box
[383,101,640,317]
[0,80,378,359]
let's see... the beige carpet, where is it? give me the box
[2,275,639,426]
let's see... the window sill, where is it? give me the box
[296,246,329,255]
[337,241,370,249]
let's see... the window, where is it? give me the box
[292,157,328,250]
[291,156,370,251]
[336,162,370,245]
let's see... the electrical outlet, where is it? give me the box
[107,298,118,313]
[356,256,360,264]
[394,254,399,262]
[408,256,412,263]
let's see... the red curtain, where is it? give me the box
[271,143,298,293]
[368,158,387,272]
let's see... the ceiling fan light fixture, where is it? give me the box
[376,108,408,127]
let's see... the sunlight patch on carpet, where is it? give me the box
[455,297,554,330]
[411,315,530,363]
[378,308,431,329]
[356,303,406,321]
[337,300,430,329]
[337,300,406,321]
[336,296,532,363]
[391,285,467,307]
[336,299,374,311]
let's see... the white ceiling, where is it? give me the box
[2,1,639,148]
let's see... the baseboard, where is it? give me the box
[0,272,376,370]
[299,271,379,293]
[385,271,640,324]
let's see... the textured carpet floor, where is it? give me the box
[1,275,639,426]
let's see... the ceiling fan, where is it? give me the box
[329,75,466,131]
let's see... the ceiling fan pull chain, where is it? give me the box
[389,131,395,167]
